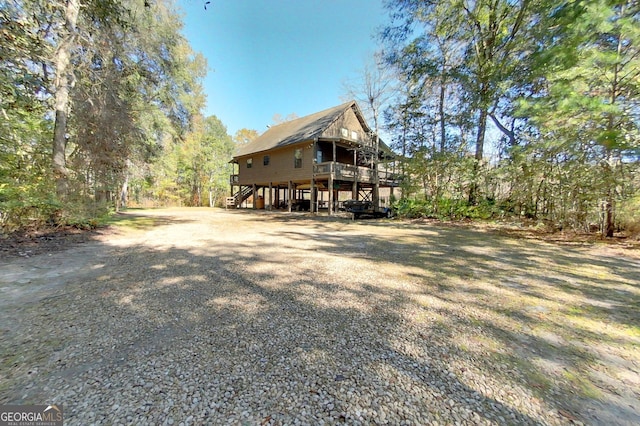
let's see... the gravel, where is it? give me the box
[1,208,638,425]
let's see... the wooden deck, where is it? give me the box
[313,162,398,186]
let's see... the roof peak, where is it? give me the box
[268,100,356,129]
[234,100,368,158]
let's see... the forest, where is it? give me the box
[1,0,235,233]
[1,0,639,237]
[377,0,639,237]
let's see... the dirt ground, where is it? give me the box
[1,208,638,425]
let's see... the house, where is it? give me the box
[229,101,399,214]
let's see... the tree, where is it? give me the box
[233,128,259,146]
[65,0,207,210]
[343,53,396,207]
[382,0,544,203]
[1,0,211,232]
[51,0,80,197]
[271,112,299,125]
[518,0,640,235]
[154,115,234,207]
[379,0,639,232]
[1,1,64,229]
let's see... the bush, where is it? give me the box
[393,198,434,218]
[618,195,640,238]
[393,197,499,221]
[0,184,62,234]
[0,183,116,235]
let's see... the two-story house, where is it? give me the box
[230,101,398,214]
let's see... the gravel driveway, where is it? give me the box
[1,208,639,425]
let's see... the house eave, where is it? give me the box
[232,139,314,162]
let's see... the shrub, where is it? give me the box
[393,196,500,221]
[618,195,640,238]
[393,198,433,218]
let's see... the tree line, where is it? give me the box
[378,0,639,236]
[1,0,235,233]
[2,0,638,237]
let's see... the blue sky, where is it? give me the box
[178,0,390,137]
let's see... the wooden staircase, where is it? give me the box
[232,186,253,207]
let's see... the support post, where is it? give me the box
[288,181,292,212]
[353,148,359,200]
[252,184,257,209]
[268,182,273,211]
[311,179,316,213]
[311,138,318,213]
[373,133,380,209]
[328,174,334,215]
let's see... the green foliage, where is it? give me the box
[0,0,220,233]
[393,198,433,219]
[139,114,234,207]
[393,196,498,221]
[0,185,60,233]
[618,195,640,237]
[381,0,640,234]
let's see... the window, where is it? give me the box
[351,130,358,141]
[294,148,302,168]
[341,128,349,138]
[263,155,270,166]
[246,158,252,168]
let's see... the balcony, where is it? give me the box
[313,162,398,185]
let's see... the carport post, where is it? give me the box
[310,178,316,213]
[252,184,257,209]
[328,174,334,215]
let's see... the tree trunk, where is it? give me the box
[602,158,616,238]
[439,74,446,153]
[469,106,488,205]
[474,107,487,162]
[601,18,623,239]
[119,174,129,211]
[52,0,80,198]
[603,199,614,238]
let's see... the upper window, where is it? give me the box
[294,148,302,168]
[263,155,270,166]
[246,158,252,168]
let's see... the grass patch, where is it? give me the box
[102,212,163,231]
[522,368,554,393]
[623,324,640,338]
[563,369,602,399]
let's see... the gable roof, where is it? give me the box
[234,101,370,158]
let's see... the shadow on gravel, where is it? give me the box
[1,210,638,425]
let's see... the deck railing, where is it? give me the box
[313,162,398,185]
